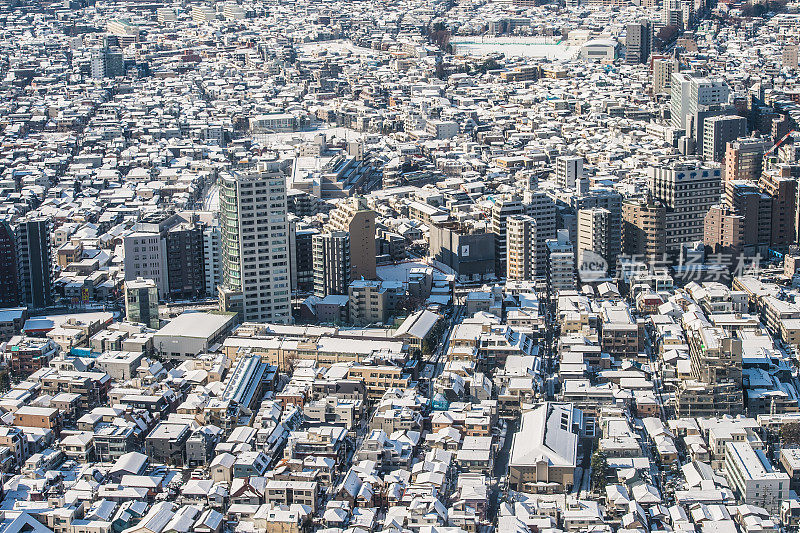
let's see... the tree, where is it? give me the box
[590,450,609,491]
[781,422,800,445]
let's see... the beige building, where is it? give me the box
[508,402,581,493]
[506,215,537,281]
[348,279,402,326]
[346,364,412,400]
[622,199,666,260]
[326,197,376,281]
[577,207,611,277]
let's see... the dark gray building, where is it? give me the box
[313,231,350,297]
[166,221,206,299]
[0,221,20,309]
[144,422,192,466]
[429,222,495,281]
[186,426,222,466]
[94,425,136,463]
[625,21,651,64]
[293,224,318,293]
[16,218,53,310]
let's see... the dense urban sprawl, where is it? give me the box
[3,0,800,532]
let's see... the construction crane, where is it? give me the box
[768,129,796,154]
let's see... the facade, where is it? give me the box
[677,322,743,417]
[555,156,583,190]
[326,197,376,281]
[348,280,402,326]
[124,278,160,329]
[724,441,788,514]
[506,215,537,281]
[218,162,292,323]
[725,137,770,182]
[491,195,526,276]
[203,221,222,298]
[576,207,611,277]
[649,161,722,253]
[652,57,677,95]
[625,21,651,64]
[166,221,206,300]
[702,115,747,162]
[293,224,318,293]
[0,221,20,308]
[313,231,350,298]
[760,167,798,252]
[703,204,746,258]
[91,43,124,79]
[621,199,666,259]
[145,422,192,466]
[124,232,168,296]
[572,188,621,273]
[547,230,576,296]
[16,218,53,310]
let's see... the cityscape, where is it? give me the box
[2,0,800,532]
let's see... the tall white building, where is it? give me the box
[203,222,222,298]
[547,229,576,296]
[218,161,292,323]
[649,161,722,253]
[577,207,611,278]
[670,73,730,131]
[724,441,788,514]
[506,215,537,281]
[124,232,168,296]
[555,156,584,190]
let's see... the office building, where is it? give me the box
[555,156,583,190]
[625,21,651,64]
[649,161,722,253]
[506,215,537,281]
[429,222,496,281]
[703,204,746,259]
[124,212,209,300]
[784,44,799,69]
[124,278,160,329]
[670,73,730,131]
[526,190,558,277]
[723,180,772,256]
[16,218,53,310]
[326,197,376,281]
[0,221,20,308]
[348,280,403,326]
[91,39,125,79]
[313,231,351,298]
[124,232,168,296]
[662,0,685,28]
[293,224,318,293]
[218,162,292,323]
[702,115,747,162]
[491,195,526,276]
[165,219,206,300]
